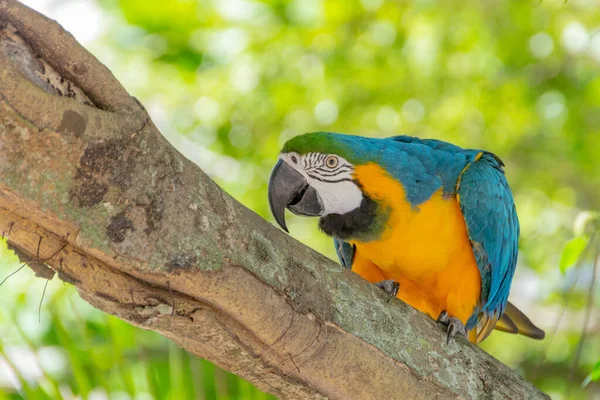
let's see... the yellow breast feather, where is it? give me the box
[349,163,481,324]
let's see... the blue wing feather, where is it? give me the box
[457,153,519,338]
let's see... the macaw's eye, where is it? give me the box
[291,155,298,163]
[325,155,338,169]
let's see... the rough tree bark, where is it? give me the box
[0,1,548,399]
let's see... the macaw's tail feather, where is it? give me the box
[470,301,545,343]
[496,301,545,340]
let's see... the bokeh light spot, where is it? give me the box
[529,32,554,59]
[561,21,588,54]
[314,100,339,125]
[402,99,425,123]
[536,91,566,121]
[376,106,400,132]
[194,96,221,122]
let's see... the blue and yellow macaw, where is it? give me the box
[268,132,545,344]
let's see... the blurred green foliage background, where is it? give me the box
[1,0,600,398]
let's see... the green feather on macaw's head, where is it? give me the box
[281,132,402,170]
[281,132,379,166]
[281,132,344,154]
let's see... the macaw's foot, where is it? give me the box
[374,279,400,302]
[437,310,467,344]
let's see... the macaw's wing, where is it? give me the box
[457,152,520,343]
[334,237,355,270]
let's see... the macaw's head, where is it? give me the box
[268,131,384,240]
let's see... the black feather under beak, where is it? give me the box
[268,159,323,232]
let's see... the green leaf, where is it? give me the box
[582,361,600,387]
[559,235,588,274]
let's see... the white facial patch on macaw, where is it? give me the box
[279,152,363,215]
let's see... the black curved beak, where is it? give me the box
[268,159,323,232]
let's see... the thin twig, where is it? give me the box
[38,278,49,323]
[0,263,26,287]
[36,235,43,258]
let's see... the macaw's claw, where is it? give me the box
[374,279,400,302]
[437,310,467,344]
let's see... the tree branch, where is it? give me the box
[0,1,548,399]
